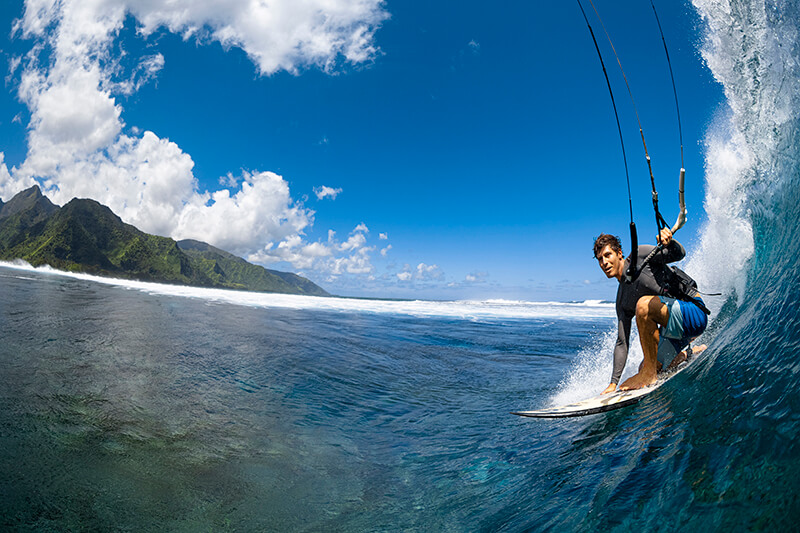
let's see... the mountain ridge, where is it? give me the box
[0,186,329,296]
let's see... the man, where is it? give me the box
[594,228,708,393]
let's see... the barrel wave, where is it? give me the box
[550,0,800,529]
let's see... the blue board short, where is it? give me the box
[656,296,708,368]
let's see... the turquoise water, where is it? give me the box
[1,240,797,532]
[0,268,614,531]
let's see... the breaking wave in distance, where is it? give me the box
[0,260,614,322]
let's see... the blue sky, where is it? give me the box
[0,0,723,300]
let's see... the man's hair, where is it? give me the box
[593,233,623,259]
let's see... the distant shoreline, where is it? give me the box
[0,261,616,322]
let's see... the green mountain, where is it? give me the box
[175,239,326,295]
[0,186,329,296]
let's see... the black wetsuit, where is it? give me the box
[611,241,686,384]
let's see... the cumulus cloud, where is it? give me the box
[464,271,488,283]
[331,245,374,275]
[339,224,368,251]
[245,221,379,280]
[129,0,388,75]
[3,0,388,284]
[175,170,313,255]
[0,153,34,200]
[314,185,342,200]
[416,262,443,281]
[248,234,332,270]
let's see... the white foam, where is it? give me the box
[687,0,800,311]
[548,328,644,406]
[684,122,754,311]
[0,261,615,321]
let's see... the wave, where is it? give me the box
[552,0,800,402]
[545,1,800,526]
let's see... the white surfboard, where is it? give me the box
[512,346,706,418]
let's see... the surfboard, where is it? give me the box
[512,345,706,418]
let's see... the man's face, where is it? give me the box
[596,244,624,280]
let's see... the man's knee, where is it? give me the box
[636,296,664,321]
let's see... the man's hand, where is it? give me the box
[601,383,617,395]
[657,227,673,246]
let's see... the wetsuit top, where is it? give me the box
[611,240,686,384]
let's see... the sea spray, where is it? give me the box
[550,327,644,406]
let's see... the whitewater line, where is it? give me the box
[0,261,615,321]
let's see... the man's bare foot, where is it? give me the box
[601,383,617,395]
[638,360,663,373]
[667,350,688,371]
[667,344,708,371]
[618,370,658,391]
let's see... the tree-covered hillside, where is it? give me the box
[0,186,329,296]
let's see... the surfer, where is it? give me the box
[594,229,708,393]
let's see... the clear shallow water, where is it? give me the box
[3,259,796,532]
[4,264,797,532]
[0,267,615,531]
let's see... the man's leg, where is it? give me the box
[668,299,710,370]
[619,296,670,390]
[667,344,708,371]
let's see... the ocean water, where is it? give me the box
[0,264,617,532]
[3,0,800,530]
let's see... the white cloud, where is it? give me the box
[331,245,374,275]
[0,153,36,200]
[314,185,342,200]
[248,235,332,270]
[220,172,240,188]
[129,0,388,75]
[175,170,313,255]
[416,262,443,281]
[5,0,388,285]
[380,244,392,257]
[386,261,448,287]
[464,271,487,283]
[379,232,388,240]
[340,233,366,252]
[110,53,165,96]
[20,64,123,176]
[245,221,380,279]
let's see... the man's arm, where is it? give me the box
[603,315,632,394]
[656,228,685,264]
